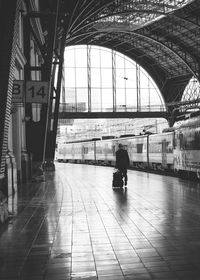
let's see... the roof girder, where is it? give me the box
[38,0,200,106]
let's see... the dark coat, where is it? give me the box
[116,148,130,169]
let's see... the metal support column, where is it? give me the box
[112,50,116,112]
[136,63,141,112]
[44,14,70,165]
[87,45,91,112]
[23,2,60,175]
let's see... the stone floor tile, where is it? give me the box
[1,164,200,280]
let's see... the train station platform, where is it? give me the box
[1,163,200,280]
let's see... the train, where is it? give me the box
[56,113,200,180]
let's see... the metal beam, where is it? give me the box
[55,111,169,119]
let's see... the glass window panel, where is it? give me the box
[125,59,135,69]
[76,68,87,87]
[116,68,125,88]
[102,88,113,111]
[65,88,76,111]
[116,89,125,111]
[75,47,87,67]
[76,88,88,112]
[116,54,125,68]
[125,68,136,88]
[101,50,112,68]
[140,72,149,88]
[91,88,101,111]
[126,78,135,89]
[101,68,112,88]
[91,48,100,67]
[65,67,75,87]
[91,68,101,87]
[126,88,137,110]
[65,88,75,103]
[150,89,163,105]
[140,88,150,107]
[64,49,75,67]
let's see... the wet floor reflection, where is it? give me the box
[1,163,200,279]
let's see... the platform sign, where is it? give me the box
[12,80,24,103]
[26,81,49,103]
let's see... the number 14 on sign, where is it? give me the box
[26,81,49,103]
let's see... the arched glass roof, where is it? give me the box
[40,0,200,114]
[181,77,200,111]
[63,45,165,113]
[94,0,194,32]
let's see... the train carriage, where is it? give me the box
[148,131,174,171]
[173,116,200,178]
[96,140,115,165]
[71,142,83,162]
[56,142,73,162]
[81,141,96,163]
[118,135,149,169]
[55,113,200,180]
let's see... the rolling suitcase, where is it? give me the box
[112,169,124,189]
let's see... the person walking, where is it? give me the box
[116,143,130,186]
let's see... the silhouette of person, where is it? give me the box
[116,143,130,186]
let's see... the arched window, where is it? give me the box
[182,76,200,111]
[63,45,165,112]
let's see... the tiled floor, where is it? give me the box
[1,163,200,279]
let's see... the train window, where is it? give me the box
[179,129,200,150]
[83,147,88,154]
[137,143,143,153]
[194,130,200,150]
[88,145,94,152]
[173,137,177,148]
[130,144,137,153]
[179,132,184,149]
[149,142,161,153]
[96,146,103,154]
[166,142,173,153]
[182,130,192,150]
[187,129,200,150]
[161,140,173,153]
[112,145,116,155]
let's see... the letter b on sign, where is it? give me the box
[12,80,24,103]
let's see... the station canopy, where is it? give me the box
[39,0,200,107]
